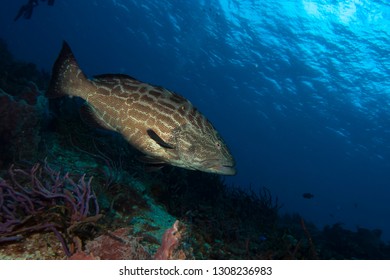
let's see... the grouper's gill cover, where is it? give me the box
[47,41,236,175]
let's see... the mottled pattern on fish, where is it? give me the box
[48,42,235,175]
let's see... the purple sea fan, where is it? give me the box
[0,161,101,256]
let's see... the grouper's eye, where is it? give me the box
[216,141,221,150]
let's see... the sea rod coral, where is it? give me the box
[0,161,101,256]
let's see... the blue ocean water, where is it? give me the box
[1,0,389,242]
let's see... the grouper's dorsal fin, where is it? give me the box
[147,129,175,149]
[93,73,140,83]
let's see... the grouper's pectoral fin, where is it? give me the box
[147,129,175,149]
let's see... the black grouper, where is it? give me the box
[47,42,235,175]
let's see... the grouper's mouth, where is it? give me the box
[205,163,235,175]
[214,165,236,176]
[198,159,236,175]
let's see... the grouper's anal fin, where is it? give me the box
[137,155,166,172]
[47,41,88,99]
[147,129,175,149]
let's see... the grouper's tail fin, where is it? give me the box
[47,41,90,98]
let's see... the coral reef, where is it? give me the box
[0,39,48,166]
[0,88,47,164]
[83,228,152,260]
[320,223,390,259]
[154,220,185,260]
[0,161,100,256]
